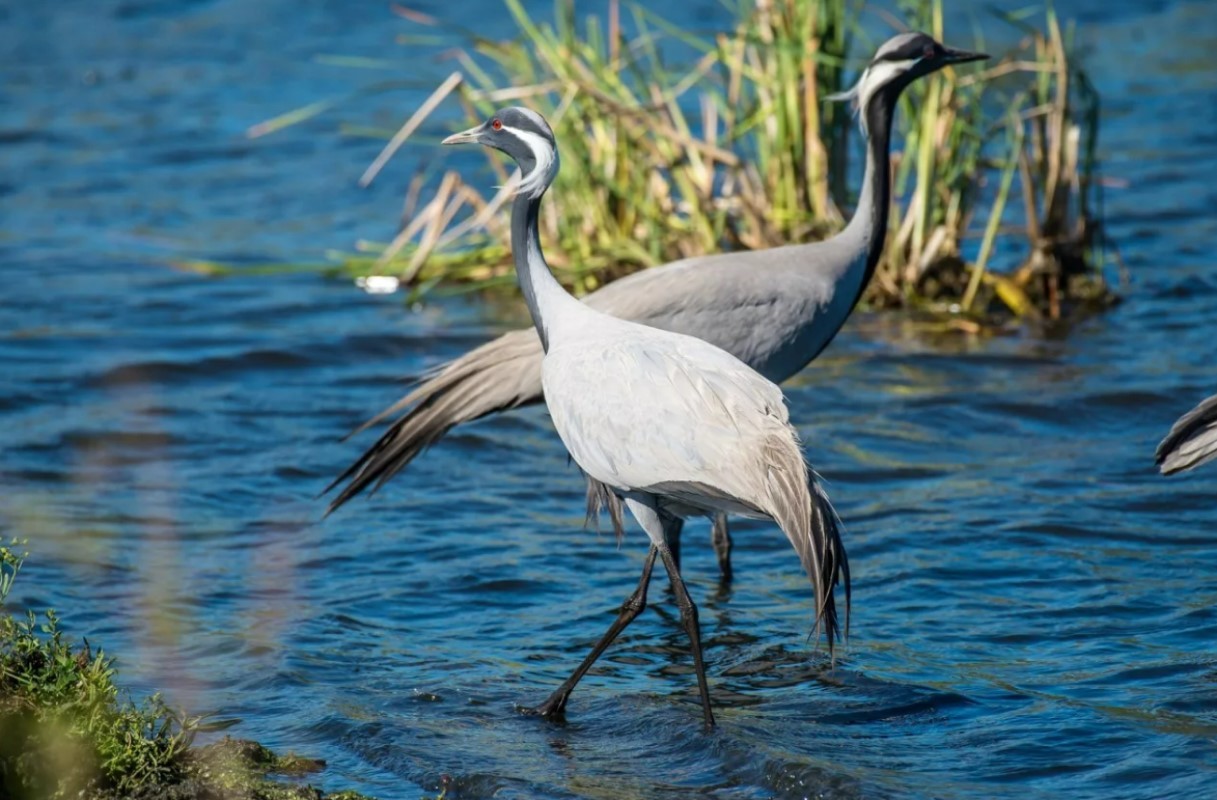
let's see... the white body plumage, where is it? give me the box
[541,310,803,525]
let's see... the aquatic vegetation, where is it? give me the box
[0,540,26,605]
[255,0,1116,327]
[0,552,373,800]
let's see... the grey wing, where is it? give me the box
[584,248,840,382]
[1156,393,1217,475]
[325,328,544,512]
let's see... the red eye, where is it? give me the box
[923,44,935,58]
[491,119,503,131]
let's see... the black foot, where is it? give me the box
[520,694,568,720]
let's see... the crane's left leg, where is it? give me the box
[710,513,733,582]
[627,498,715,728]
[664,516,684,573]
[523,545,657,719]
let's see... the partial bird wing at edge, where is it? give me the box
[1156,393,1217,475]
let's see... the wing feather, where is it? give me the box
[1156,393,1217,475]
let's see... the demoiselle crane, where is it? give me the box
[1156,393,1217,474]
[441,106,847,726]
[327,33,988,579]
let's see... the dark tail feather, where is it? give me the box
[1156,393,1217,475]
[808,478,850,653]
[763,445,850,658]
[322,408,440,513]
[584,477,626,544]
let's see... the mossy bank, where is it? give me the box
[0,543,376,800]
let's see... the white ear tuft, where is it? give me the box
[825,85,858,105]
[511,128,558,199]
[827,77,866,134]
[827,57,920,136]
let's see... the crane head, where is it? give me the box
[443,106,559,199]
[828,32,988,131]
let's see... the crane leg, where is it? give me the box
[664,516,683,573]
[710,513,733,583]
[656,540,716,728]
[524,545,658,719]
[666,514,735,583]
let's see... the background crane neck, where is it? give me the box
[841,90,897,301]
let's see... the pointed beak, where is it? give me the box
[442,124,484,146]
[941,46,989,65]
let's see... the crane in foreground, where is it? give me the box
[327,33,988,579]
[1156,393,1217,474]
[441,105,848,726]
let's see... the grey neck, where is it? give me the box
[838,90,897,307]
[510,191,567,353]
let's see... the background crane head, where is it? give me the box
[443,106,558,198]
[830,32,988,128]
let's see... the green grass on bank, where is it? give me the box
[0,543,375,800]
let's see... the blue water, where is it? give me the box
[3,1,1217,798]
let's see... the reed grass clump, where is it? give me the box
[271,0,1116,327]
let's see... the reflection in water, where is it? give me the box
[2,0,1217,798]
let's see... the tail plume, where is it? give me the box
[584,477,626,544]
[807,476,850,648]
[765,449,850,655]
